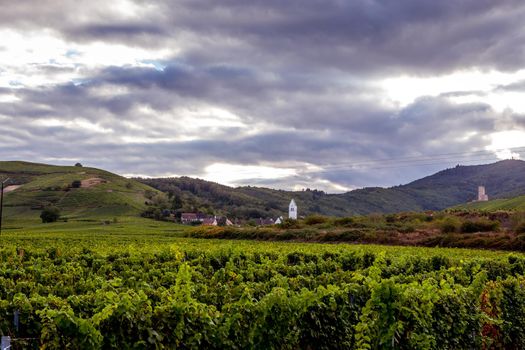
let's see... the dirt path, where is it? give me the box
[2,185,21,193]
[81,178,107,188]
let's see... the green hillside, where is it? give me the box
[1,161,156,223]
[139,159,525,217]
[137,176,352,218]
[455,195,525,211]
[3,159,525,223]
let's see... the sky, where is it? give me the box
[1,0,525,192]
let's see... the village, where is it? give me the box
[175,185,490,227]
[178,199,298,227]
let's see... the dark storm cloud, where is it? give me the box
[2,1,525,74]
[2,1,525,190]
[70,24,165,39]
[170,0,525,75]
[0,69,508,189]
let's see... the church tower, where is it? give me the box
[477,186,489,201]
[289,199,297,220]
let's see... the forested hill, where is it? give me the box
[137,159,525,218]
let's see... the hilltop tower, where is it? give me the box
[477,186,489,201]
[289,199,297,220]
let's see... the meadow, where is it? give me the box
[2,218,525,349]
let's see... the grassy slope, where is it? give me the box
[1,161,157,223]
[455,195,525,211]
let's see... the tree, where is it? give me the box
[71,180,82,188]
[151,193,170,209]
[172,194,183,210]
[75,163,83,167]
[40,206,61,223]
[144,190,155,200]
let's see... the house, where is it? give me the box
[216,216,234,226]
[181,213,231,226]
[275,216,283,224]
[257,218,276,226]
[289,199,297,220]
[181,213,199,224]
[202,216,218,226]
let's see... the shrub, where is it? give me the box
[385,214,397,223]
[511,213,525,234]
[40,206,61,223]
[515,223,525,234]
[74,162,83,167]
[304,215,329,225]
[440,218,460,234]
[71,180,82,188]
[333,217,354,227]
[278,218,302,229]
[460,219,499,233]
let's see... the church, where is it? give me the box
[289,199,297,220]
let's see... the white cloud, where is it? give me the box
[0,28,171,88]
[203,163,296,186]
[382,69,525,113]
[33,118,113,134]
[486,130,525,159]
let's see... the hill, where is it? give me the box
[3,159,524,222]
[138,160,525,217]
[455,194,525,211]
[1,161,156,223]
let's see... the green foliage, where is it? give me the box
[511,212,525,233]
[460,219,500,233]
[333,217,355,226]
[40,206,61,223]
[304,214,329,225]
[439,217,461,233]
[1,220,525,348]
[142,193,171,220]
[278,218,302,229]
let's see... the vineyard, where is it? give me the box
[1,222,525,349]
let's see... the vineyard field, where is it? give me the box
[1,220,525,349]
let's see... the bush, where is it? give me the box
[515,222,525,234]
[304,215,329,225]
[71,180,82,188]
[40,206,61,223]
[460,219,499,233]
[439,217,460,234]
[333,217,355,227]
[511,213,525,234]
[74,163,83,167]
[278,218,302,229]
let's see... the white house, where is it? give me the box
[275,216,284,224]
[289,199,297,220]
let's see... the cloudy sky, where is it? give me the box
[1,0,525,192]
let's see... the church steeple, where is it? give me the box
[289,199,297,220]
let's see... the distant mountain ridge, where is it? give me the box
[138,159,525,217]
[3,160,524,221]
